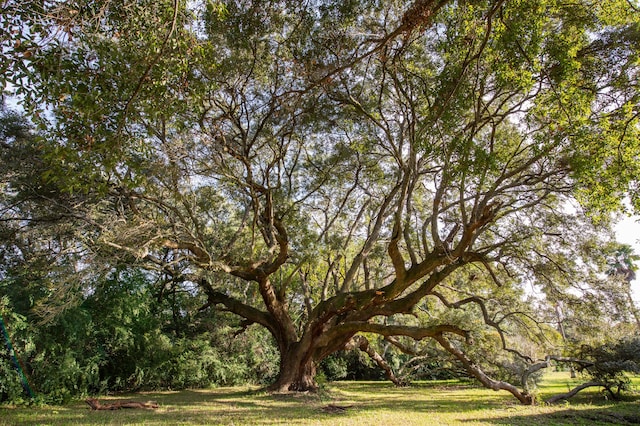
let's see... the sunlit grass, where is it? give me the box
[1,372,638,425]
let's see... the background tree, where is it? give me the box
[604,243,640,329]
[2,0,640,404]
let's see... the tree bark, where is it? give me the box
[433,334,534,405]
[521,356,594,392]
[346,335,406,386]
[85,398,158,410]
[546,382,605,404]
[268,345,318,392]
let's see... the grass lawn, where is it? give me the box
[1,372,638,425]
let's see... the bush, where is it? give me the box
[320,353,349,381]
[0,269,281,403]
[579,337,640,394]
[0,302,33,404]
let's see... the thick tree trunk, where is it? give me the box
[268,347,318,392]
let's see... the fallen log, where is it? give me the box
[320,404,354,414]
[85,398,159,410]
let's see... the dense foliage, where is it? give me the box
[579,337,640,393]
[0,268,279,404]
[2,0,640,405]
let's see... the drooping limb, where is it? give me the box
[345,334,406,386]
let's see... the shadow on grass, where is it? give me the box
[0,382,521,425]
[462,404,640,425]
[0,387,329,425]
[326,380,508,413]
[2,380,638,425]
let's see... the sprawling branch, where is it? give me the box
[316,321,468,348]
[341,182,403,292]
[433,333,534,405]
[345,335,406,386]
[545,382,608,404]
[431,290,534,362]
[305,0,453,87]
[200,285,275,333]
[521,356,595,393]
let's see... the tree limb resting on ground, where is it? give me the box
[85,398,159,410]
[545,382,607,404]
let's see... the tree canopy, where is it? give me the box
[2,0,640,404]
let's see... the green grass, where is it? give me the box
[1,372,638,425]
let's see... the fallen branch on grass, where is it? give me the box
[85,398,159,410]
[320,404,354,414]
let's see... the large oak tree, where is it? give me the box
[3,0,640,403]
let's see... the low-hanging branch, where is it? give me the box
[521,355,595,393]
[345,335,406,386]
[545,382,608,404]
[433,333,534,405]
[430,290,535,363]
